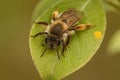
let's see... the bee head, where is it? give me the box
[45,35,61,49]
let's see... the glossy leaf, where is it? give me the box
[29,0,106,80]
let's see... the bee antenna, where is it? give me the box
[55,49,60,59]
[40,46,48,57]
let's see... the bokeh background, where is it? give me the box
[0,0,120,80]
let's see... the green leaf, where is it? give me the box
[29,0,106,80]
[107,30,120,56]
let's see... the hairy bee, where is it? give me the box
[31,9,91,59]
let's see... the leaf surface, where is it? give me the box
[29,0,106,80]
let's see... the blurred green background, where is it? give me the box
[0,0,120,80]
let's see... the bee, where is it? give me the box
[31,9,91,59]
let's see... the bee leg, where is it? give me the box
[40,46,48,57]
[66,35,71,46]
[75,23,92,31]
[52,10,59,22]
[61,40,66,57]
[55,49,60,59]
[31,32,48,37]
[66,23,92,32]
[33,21,49,26]
[61,35,71,57]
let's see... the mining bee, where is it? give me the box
[31,9,91,59]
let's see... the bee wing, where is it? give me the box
[58,9,82,27]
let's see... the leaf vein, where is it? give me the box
[80,0,90,11]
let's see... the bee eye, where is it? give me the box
[57,40,60,45]
[45,37,49,43]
